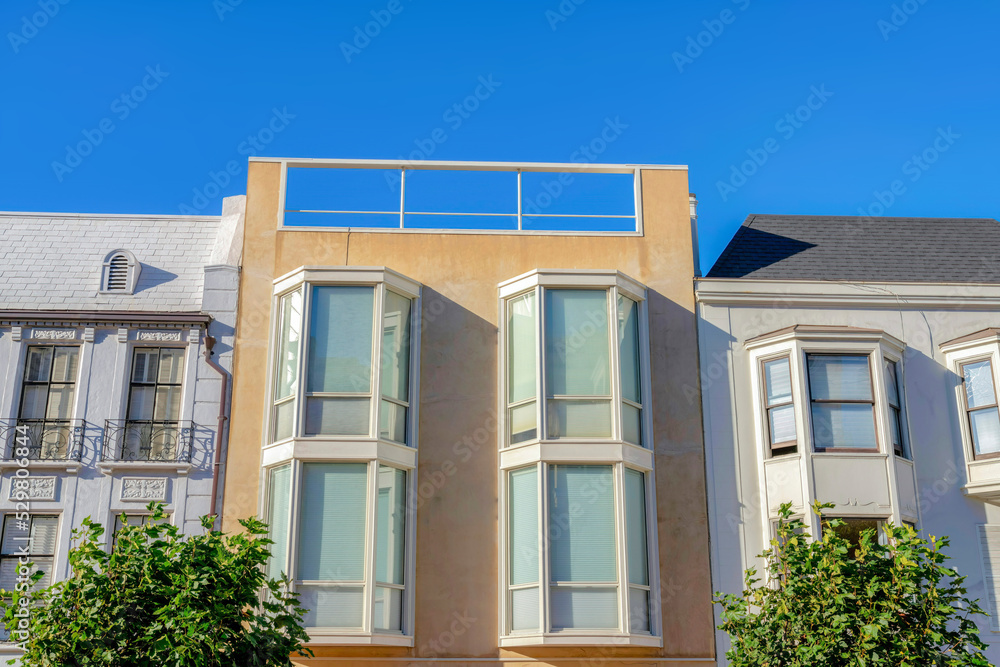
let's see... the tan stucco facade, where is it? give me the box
[223,161,715,665]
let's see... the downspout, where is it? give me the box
[203,334,229,530]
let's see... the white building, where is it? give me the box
[697,214,1000,664]
[0,197,244,652]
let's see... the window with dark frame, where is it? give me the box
[0,514,58,640]
[123,347,185,461]
[17,346,80,460]
[821,516,885,558]
[806,354,878,452]
[960,358,1000,458]
[762,356,797,456]
[111,513,170,548]
[883,358,907,458]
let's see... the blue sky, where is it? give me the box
[1,0,997,270]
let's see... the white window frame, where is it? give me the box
[260,266,422,646]
[497,270,660,647]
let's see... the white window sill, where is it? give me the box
[304,631,413,647]
[500,632,661,648]
[0,460,80,474]
[97,461,192,475]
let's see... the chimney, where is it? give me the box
[689,193,701,277]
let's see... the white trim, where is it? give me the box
[250,156,687,171]
[273,266,422,299]
[498,269,646,301]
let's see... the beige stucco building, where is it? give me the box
[222,158,715,665]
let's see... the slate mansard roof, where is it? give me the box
[0,203,242,312]
[707,214,1000,283]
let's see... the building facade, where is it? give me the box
[0,198,244,655]
[221,158,716,665]
[698,214,1000,664]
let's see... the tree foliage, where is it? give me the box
[716,502,991,667]
[0,503,312,666]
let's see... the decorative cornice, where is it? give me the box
[121,477,167,502]
[31,328,76,340]
[137,330,182,342]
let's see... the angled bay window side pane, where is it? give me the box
[763,357,796,454]
[374,466,406,632]
[380,291,412,445]
[884,358,907,457]
[624,468,650,633]
[306,286,375,436]
[267,465,292,581]
[273,290,302,442]
[508,291,537,445]
[509,466,539,632]
[545,290,611,439]
[618,295,642,446]
[963,359,1000,457]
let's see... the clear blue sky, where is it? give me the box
[2,0,997,270]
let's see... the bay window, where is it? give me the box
[498,270,659,646]
[806,354,878,452]
[961,359,1000,458]
[263,267,420,645]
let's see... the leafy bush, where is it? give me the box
[716,501,991,667]
[1,503,312,666]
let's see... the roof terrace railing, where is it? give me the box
[254,158,686,235]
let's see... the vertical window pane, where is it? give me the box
[308,286,374,393]
[50,348,79,383]
[45,385,74,419]
[508,292,537,403]
[884,359,900,406]
[25,348,53,383]
[510,586,539,632]
[764,358,792,405]
[128,386,155,420]
[545,290,610,396]
[509,467,538,585]
[132,349,158,384]
[624,469,648,586]
[769,404,797,445]
[374,586,403,632]
[273,400,294,442]
[622,402,641,446]
[267,465,291,581]
[629,587,650,633]
[964,360,998,409]
[546,399,611,438]
[811,404,877,450]
[275,291,302,400]
[617,295,641,404]
[381,291,411,403]
[375,467,406,586]
[808,356,873,401]
[970,408,1000,455]
[509,401,537,444]
[549,465,616,582]
[156,349,184,384]
[153,386,182,421]
[304,397,370,436]
[19,386,48,419]
[30,517,59,555]
[298,463,368,581]
[379,400,407,443]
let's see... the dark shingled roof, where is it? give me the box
[707,214,1000,283]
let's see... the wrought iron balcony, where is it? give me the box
[102,420,194,463]
[0,419,85,461]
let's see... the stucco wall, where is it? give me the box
[223,162,715,665]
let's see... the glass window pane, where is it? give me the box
[128,386,155,421]
[890,408,903,451]
[764,358,792,406]
[617,295,641,404]
[622,402,641,446]
[375,467,406,586]
[883,359,900,406]
[545,290,610,397]
[509,401,537,444]
[381,291,411,403]
[964,360,997,409]
[19,386,48,419]
[308,286,374,393]
[153,386,182,421]
[30,517,58,555]
[156,349,184,384]
[299,585,364,628]
[509,466,538,586]
[550,587,618,630]
[769,404,797,445]
[50,348,78,383]
[624,469,648,586]
[379,400,407,444]
[25,347,53,383]
[811,404,877,450]
[510,586,539,632]
[508,292,537,404]
[267,465,291,581]
[629,587,650,633]
[808,355,872,401]
[549,465,616,582]
[275,291,302,400]
[298,463,368,581]
[45,385,75,419]
[374,586,403,632]
[273,400,294,442]
[132,349,158,384]
[304,397,370,436]
[970,407,1000,455]
[547,399,611,438]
